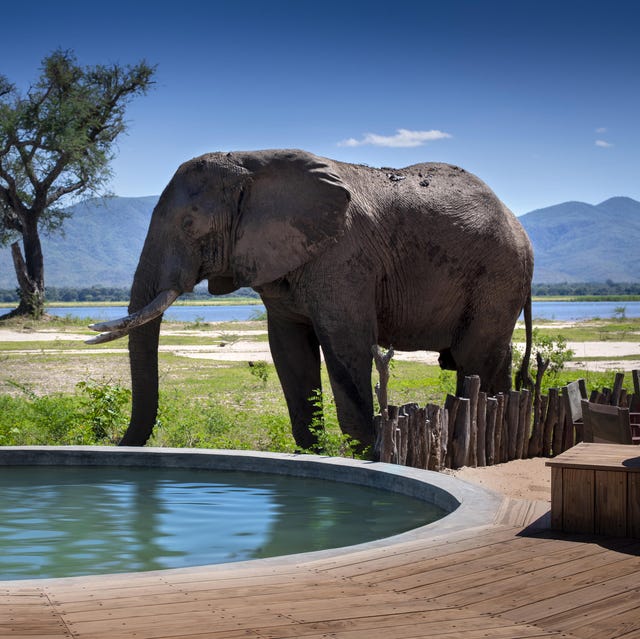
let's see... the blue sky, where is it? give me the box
[2,0,638,215]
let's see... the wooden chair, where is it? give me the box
[562,379,587,445]
[581,400,632,445]
[630,414,640,444]
[631,370,640,444]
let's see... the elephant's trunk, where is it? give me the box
[120,316,162,446]
[118,309,163,446]
[104,237,181,445]
[85,287,176,445]
[118,266,167,446]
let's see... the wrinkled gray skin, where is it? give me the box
[101,150,533,450]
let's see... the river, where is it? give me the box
[37,300,640,323]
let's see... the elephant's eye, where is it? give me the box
[182,216,194,232]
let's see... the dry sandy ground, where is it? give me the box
[2,327,640,371]
[448,457,551,502]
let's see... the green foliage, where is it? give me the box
[0,379,132,445]
[613,305,627,320]
[302,389,366,458]
[0,50,155,317]
[249,308,268,321]
[532,329,574,374]
[0,382,82,445]
[0,286,262,304]
[258,414,297,453]
[532,282,640,297]
[76,380,131,442]
[1,51,155,220]
[513,328,574,390]
[249,361,270,384]
[148,389,296,452]
[381,362,456,409]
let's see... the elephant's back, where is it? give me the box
[338,158,533,283]
[338,161,533,350]
[342,161,530,253]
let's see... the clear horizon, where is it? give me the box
[2,0,638,216]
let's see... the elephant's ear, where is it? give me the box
[232,150,350,287]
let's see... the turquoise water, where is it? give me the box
[0,466,444,580]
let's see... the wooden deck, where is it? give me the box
[2,500,640,639]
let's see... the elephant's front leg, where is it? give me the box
[267,314,322,450]
[315,327,376,453]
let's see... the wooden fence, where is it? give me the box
[372,349,640,471]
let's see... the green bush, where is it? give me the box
[0,379,132,445]
[302,389,366,458]
[0,388,83,445]
[513,329,575,391]
[76,380,131,443]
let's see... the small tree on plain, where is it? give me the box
[0,50,155,318]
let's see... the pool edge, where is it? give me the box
[0,446,504,583]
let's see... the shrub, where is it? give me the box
[303,389,366,458]
[76,380,131,443]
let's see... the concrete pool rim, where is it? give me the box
[0,446,504,582]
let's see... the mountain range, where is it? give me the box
[519,196,640,283]
[0,195,639,288]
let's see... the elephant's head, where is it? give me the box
[88,149,350,445]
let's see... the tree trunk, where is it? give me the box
[2,230,46,318]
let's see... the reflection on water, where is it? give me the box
[0,467,444,580]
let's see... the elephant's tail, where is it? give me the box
[515,292,533,390]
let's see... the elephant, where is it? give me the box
[88,149,533,452]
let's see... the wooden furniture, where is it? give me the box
[547,442,640,538]
[562,379,586,446]
[581,400,632,445]
[631,412,640,444]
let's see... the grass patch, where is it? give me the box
[512,317,640,343]
[1,315,639,451]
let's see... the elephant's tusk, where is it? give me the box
[85,328,130,345]
[88,289,180,334]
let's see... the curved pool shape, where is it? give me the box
[0,466,444,579]
[0,447,504,583]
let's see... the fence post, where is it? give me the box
[444,394,458,468]
[611,372,625,406]
[461,375,481,467]
[507,390,520,461]
[426,404,443,471]
[378,405,398,463]
[485,396,498,465]
[494,393,506,464]
[452,397,471,469]
[516,389,531,459]
[476,392,487,467]
[396,412,408,465]
[411,406,429,469]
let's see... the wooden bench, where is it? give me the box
[546,442,640,538]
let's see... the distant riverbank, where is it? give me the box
[0,299,635,323]
[42,304,265,323]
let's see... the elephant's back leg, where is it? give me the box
[450,314,517,396]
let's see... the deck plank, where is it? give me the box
[3,507,639,639]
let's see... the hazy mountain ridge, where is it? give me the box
[0,196,158,289]
[0,195,638,288]
[518,196,640,283]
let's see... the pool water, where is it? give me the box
[0,466,445,580]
